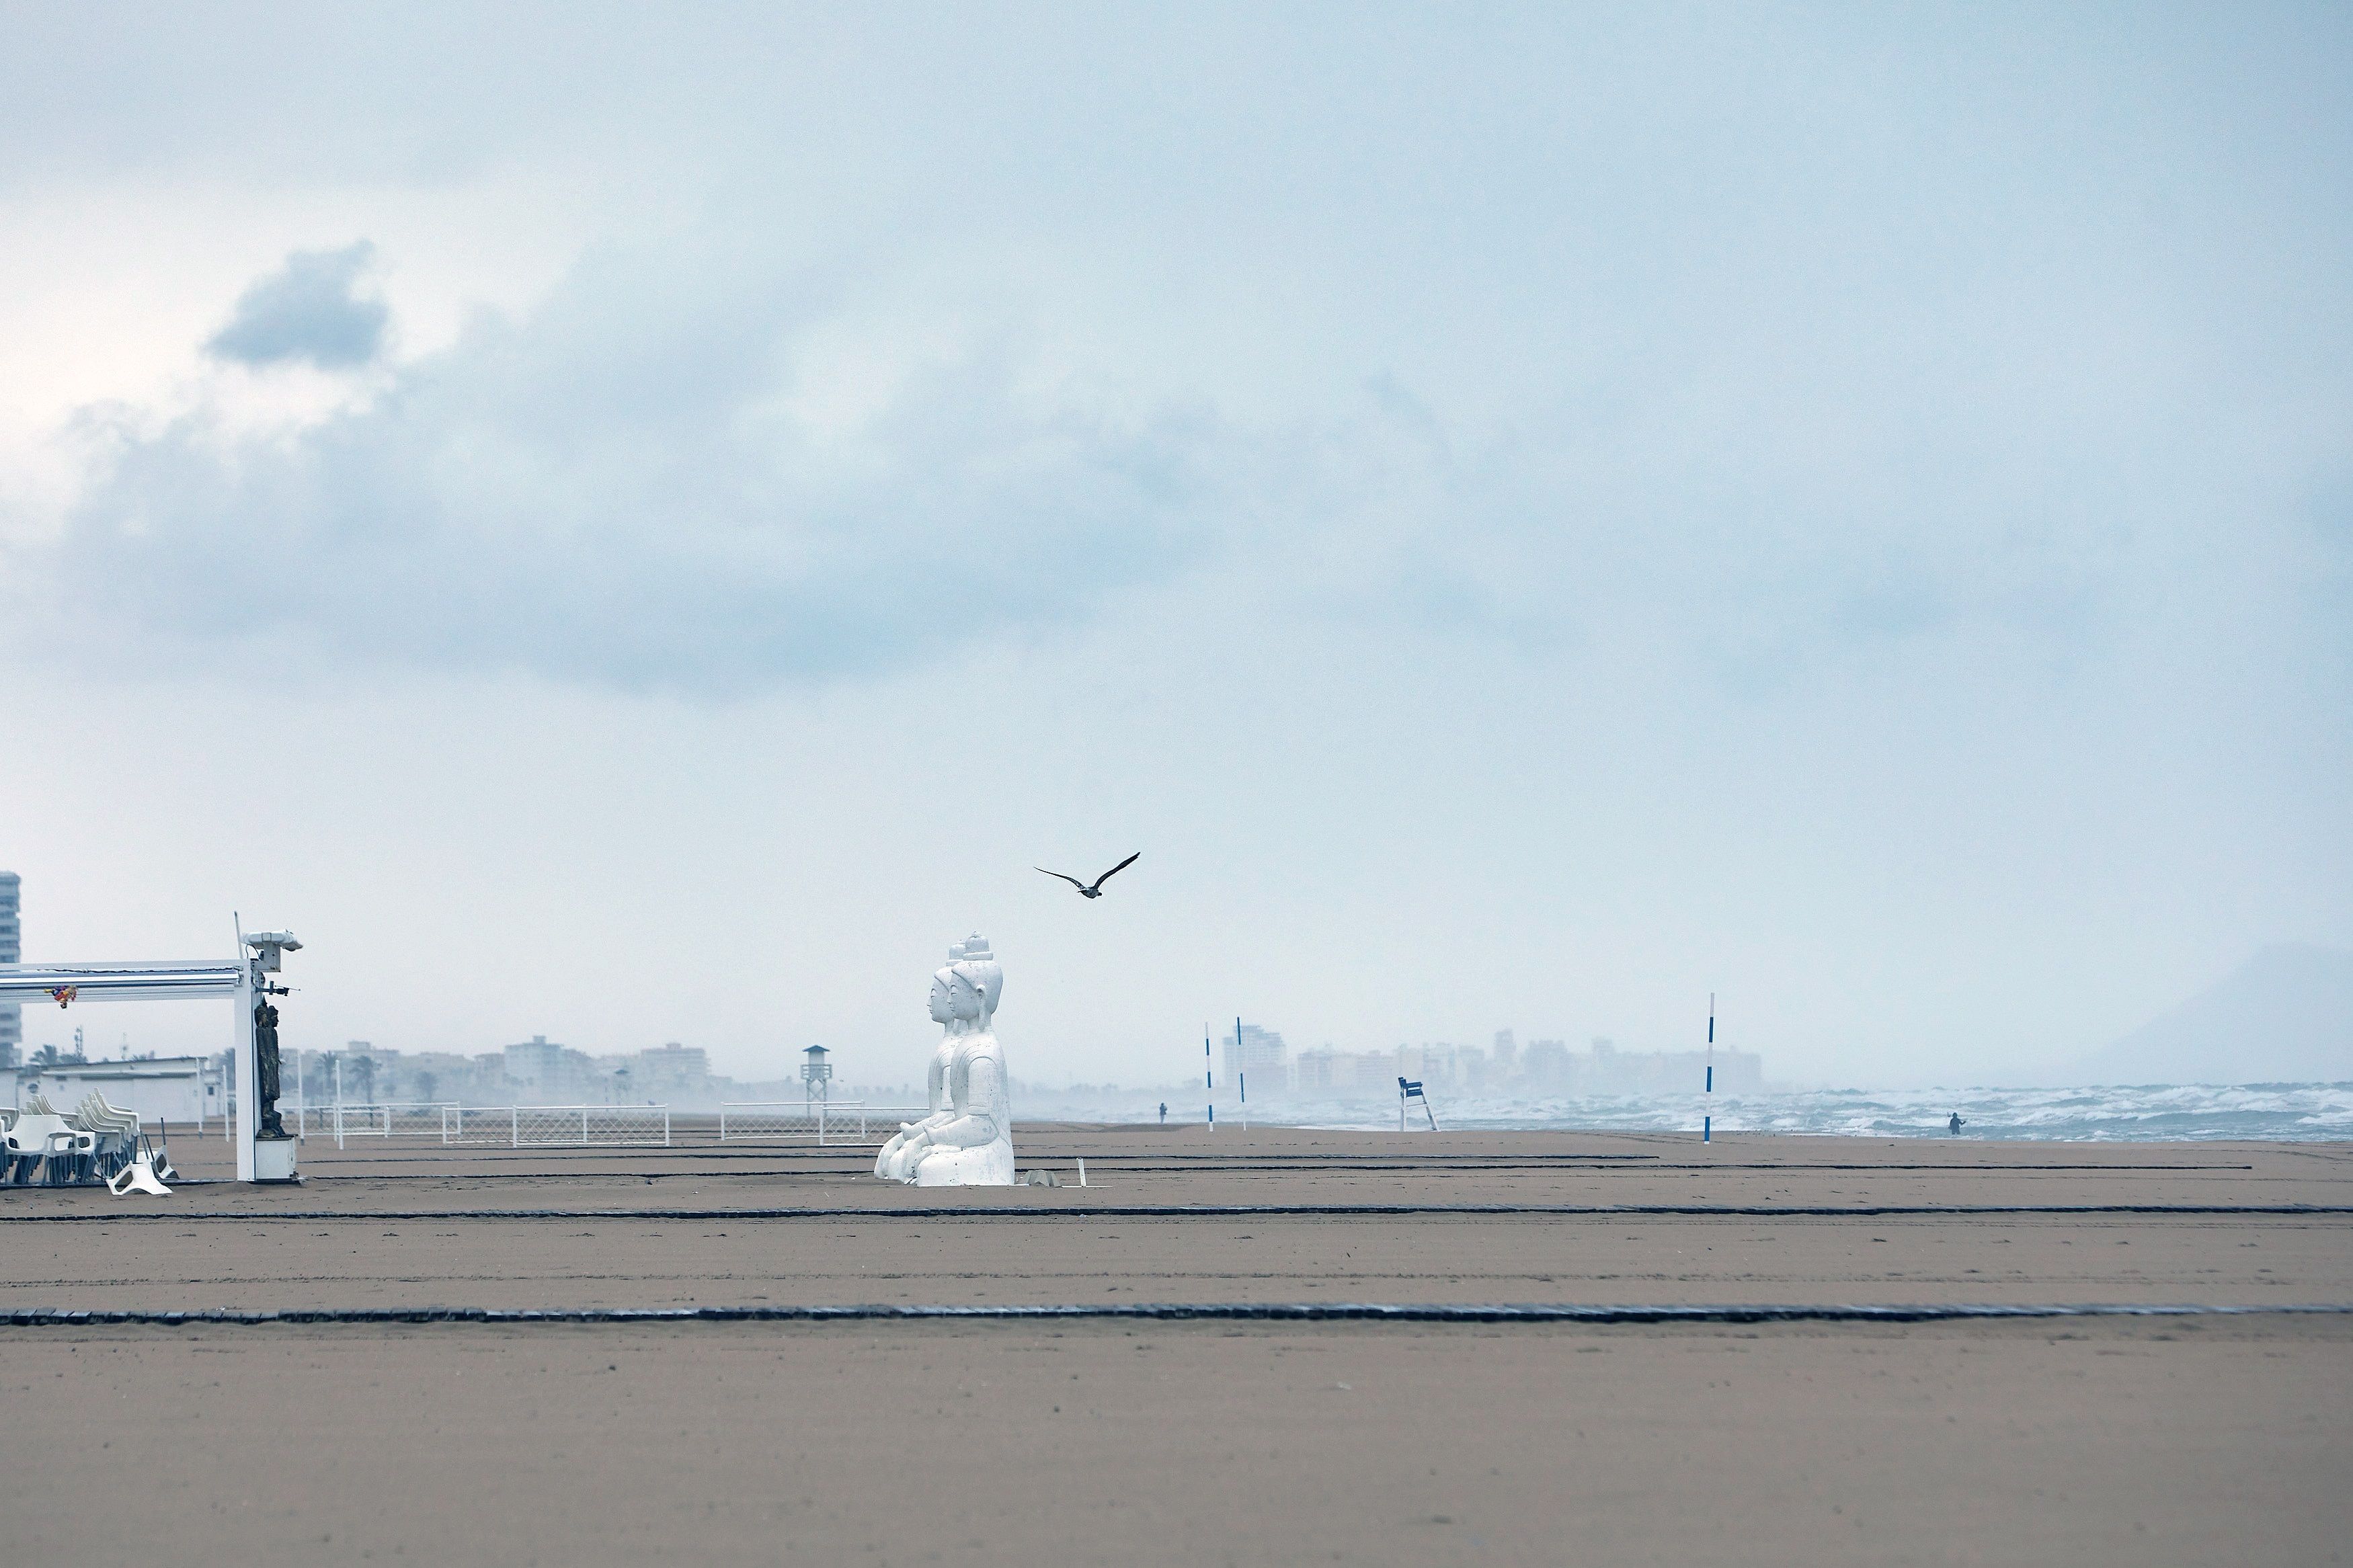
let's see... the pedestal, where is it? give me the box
[252,1136,300,1183]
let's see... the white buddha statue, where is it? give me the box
[883,935,975,1169]
[875,934,1014,1186]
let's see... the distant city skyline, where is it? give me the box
[0,856,2338,1089]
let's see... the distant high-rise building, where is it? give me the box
[1224,1024,1289,1092]
[1522,1038,1570,1083]
[0,870,19,1069]
[504,1035,568,1087]
[636,1042,711,1093]
[1492,1029,1517,1077]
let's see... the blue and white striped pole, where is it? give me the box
[1205,1024,1214,1129]
[1703,992,1715,1143]
[1236,1016,1248,1131]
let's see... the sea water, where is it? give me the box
[1259,1081,2353,1141]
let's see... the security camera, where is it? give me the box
[245,930,303,973]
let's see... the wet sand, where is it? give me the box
[4,1125,2347,1563]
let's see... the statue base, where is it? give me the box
[912,1140,1016,1186]
[253,1136,300,1183]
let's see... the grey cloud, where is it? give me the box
[204,241,389,369]
[25,248,1218,694]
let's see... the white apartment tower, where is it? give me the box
[0,872,19,1068]
[1223,1023,1289,1093]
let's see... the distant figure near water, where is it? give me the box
[1949,1112,1966,1134]
[1158,1102,1167,1125]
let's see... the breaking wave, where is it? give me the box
[1266,1081,2353,1141]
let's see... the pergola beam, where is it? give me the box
[0,963,245,1005]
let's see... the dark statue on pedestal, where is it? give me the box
[254,997,289,1141]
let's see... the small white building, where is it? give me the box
[12,1056,214,1128]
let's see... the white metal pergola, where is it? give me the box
[0,925,298,1182]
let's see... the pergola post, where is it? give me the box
[234,949,258,1183]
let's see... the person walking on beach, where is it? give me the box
[1948,1112,1966,1134]
[1158,1102,1167,1125]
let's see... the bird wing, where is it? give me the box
[1089,852,1142,889]
[1035,867,1090,891]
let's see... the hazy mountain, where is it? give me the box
[2073,944,2353,1085]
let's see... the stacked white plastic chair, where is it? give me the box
[71,1093,171,1195]
[1,1091,172,1192]
[74,1091,137,1153]
[4,1093,97,1186]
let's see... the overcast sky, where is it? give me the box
[1,3,2346,1088]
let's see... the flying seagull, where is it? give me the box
[1035,852,1140,899]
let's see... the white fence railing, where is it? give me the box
[296,1102,458,1143]
[298,1103,672,1148]
[518,1105,670,1147]
[719,1101,887,1145]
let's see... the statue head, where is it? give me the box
[928,933,1002,1030]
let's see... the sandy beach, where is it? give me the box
[4,1125,2348,1564]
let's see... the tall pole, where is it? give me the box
[1703,992,1715,1143]
[1236,1016,1247,1131]
[232,917,255,1173]
[1204,1024,1213,1130]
